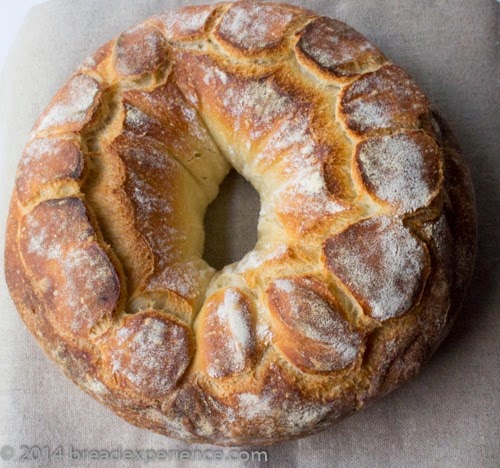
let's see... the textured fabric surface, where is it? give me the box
[0,0,498,466]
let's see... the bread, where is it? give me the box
[4,1,476,445]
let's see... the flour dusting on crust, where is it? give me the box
[235,244,289,273]
[297,17,384,77]
[340,64,429,135]
[153,5,215,40]
[217,2,295,50]
[201,288,256,379]
[36,74,100,133]
[115,24,167,77]
[106,313,191,398]
[274,166,346,233]
[147,258,214,306]
[5,0,472,446]
[356,131,442,213]
[16,138,83,203]
[219,78,295,139]
[324,217,429,321]
[268,276,361,370]
[20,198,119,337]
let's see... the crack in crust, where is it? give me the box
[5,1,476,446]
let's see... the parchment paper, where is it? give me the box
[0,0,498,466]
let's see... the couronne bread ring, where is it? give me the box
[5,1,476,445]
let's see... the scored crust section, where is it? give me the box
[18,198,121,338]
[114,24,168,79]
[113,76,229,311]
[111,137,202,270]
[195,288,257,379]
[108,133,213,316]
[15,137,84,205]
[100,310,193,400]
[5,1,476,446]
[32,74,102,136]
[214,1,301,54]
[295,17,386,79]
[172,50,354,235]
[354,130,443,214]
[266,276,362,373]
[339,64,429,136]
[121,78,229,199]
[150,4,220,41]
[323,216,430,321]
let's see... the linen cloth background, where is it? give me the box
[0,0,498,466]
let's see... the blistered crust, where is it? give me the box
[5,1,475,446]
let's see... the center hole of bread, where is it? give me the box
[203,170,261,270]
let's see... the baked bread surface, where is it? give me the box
[5,1,476,445]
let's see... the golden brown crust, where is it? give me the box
[15,137,84,205]
[266,275,362,373]
[32,73,102,135]
[100,310,193,400]
[354,130,443,215]
[114,24,168,79]
[323,216,430,321]
[18,197,121,338]
[4,1,476,446]
[295,17,387,80]
[339,64,430,136]
[195,288,257,379]
[150,4,222,41]
[213,1,304,55]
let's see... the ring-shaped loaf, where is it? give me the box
[5,1,476,445]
